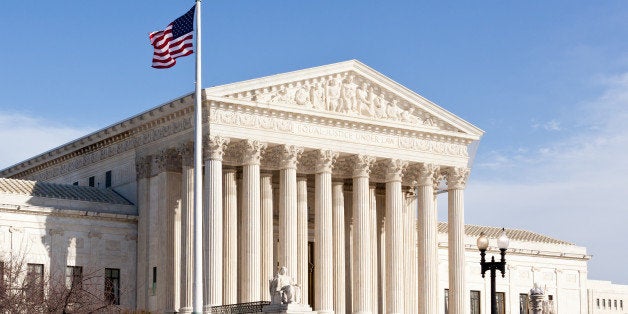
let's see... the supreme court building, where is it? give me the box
[1,60,485,313]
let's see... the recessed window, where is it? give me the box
[620,300,623,310]
[615,300,618,309]
[444,289,449,314]
[152,266,157,295]
[0,261,5,298]
[88,176,95,187]
[520,294,529,314]
[73,181,78,186]
[470,290,481,314]
[496,292,506,314]
[604,299,607,308]
[597,298,600,308]
[105,171,112,188]
[104,268,120,305]
[27,263,44,300]
[66,266,83,291]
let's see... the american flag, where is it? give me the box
[149,6,195,69]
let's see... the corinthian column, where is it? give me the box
[222,168,238,304]
[369,184,379,314]
[314,150,337,314]
[278,145,303,280]
[261,172,274,302]
[385,159,408,314]
[240,139,266,302]
[352,155,375,314]
[417,164,440,314]
[179,144,194,313]
[332,180,345,314]
[404,188,418,314]
[297,175,309,305]
[203,136,229,309]
[446,167,470,314]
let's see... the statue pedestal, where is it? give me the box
[262,303,314,313]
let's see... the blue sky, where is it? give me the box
[2,1,628,285]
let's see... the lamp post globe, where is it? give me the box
[477,228,509,314]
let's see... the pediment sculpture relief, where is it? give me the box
[229,72,451,131]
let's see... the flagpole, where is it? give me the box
[193,0,204,313]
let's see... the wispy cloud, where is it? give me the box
[465,72,628,284]
[0,112,93,170]
[531,118,562,131]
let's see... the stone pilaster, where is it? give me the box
[417,163,440,314]
[278,145,303,280]
[154,148,182,313]
[332,180,346,314]
[240,139,266,302]
[314,150,337,314]
[222,168,238,304]
[261,172,274,302]
[135,155,151,310]
[203,136,229,308]
[297,175,309,305]
[446,167,470,314]
[352,154,375,314]
[178,144,194,314]
[384,159,407,314]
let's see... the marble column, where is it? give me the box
[135,155,151,310]
[446,167,470,314]
[314,150,337,314]
[368,184,378,314]
[297,175,309,305]
[417,164,440,314]
[352,155,375,314]
[384,159,407,314]
[240,139,266,302]
[332,180,345,314]
[261,172,274,302]
[222,168,238,304]
[179,144,194,313]
[278,145,302,280]
[404,189,418,314]
[203,136,228,309]
[155,149,182,313]
[376,192,386,314]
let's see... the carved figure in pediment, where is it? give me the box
[295,83,311,108]
[341,75,358,114]
[400,107,422,124]
[386,99,401,121]
[310,82,325,110]
[423,114,436,127]
[374,93,388,118]
[357,82,375,117]
[325,78,342,112]
[270,86,290,104]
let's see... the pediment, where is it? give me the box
[206,60,483,138]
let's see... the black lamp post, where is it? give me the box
[476,228,510,314]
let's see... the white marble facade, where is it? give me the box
[2,60,624,314]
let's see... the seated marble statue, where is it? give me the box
[269,266,302,305]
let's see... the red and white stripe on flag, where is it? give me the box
[149,6,195,69]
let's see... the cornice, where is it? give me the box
[0,204,138,223]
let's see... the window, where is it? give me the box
[26,263,44,300]
[520,294,529,314]
[88,176,95,187]
[621,300,623,310]
[152,266,157,295]
[104,268,120,305]
[65,266,83,291]
[470,290,481,314]
[73,181,78,186]
[0,261,5,298]
[496,292,506,314]
[597,298,600,308]
[444,289,449,314]
[105,171,112,188]
[603,299,606,308]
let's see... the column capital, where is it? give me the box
[385,159,408,182]
[316,150,339,173]
[260,171,274,179]
[237,139,267,165]
[203,136,230,161]
[135,155,152,179]
[179,141,194,167]
[152,148,181,175]
[446,167,470,190]
[352,154,375,178]
[280,145,304,169]
[416,163,440,187]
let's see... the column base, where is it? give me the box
[178,307,192,314]
[262,303,315,313]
